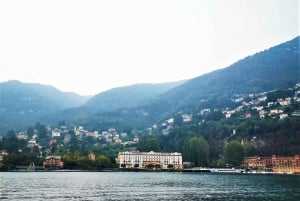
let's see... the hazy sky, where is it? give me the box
[0,0,299,95]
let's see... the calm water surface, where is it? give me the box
[0,172,299,200]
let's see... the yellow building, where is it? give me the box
[88,153,96,161]
[117,151,182,170]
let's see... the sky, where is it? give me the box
[0,0,299,95]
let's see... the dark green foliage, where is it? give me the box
[96,155,112,168]
[6,130,16,138]
[1,135,28,153]
[267,89,294,102]
[37,124,47,139]
[62,152,112,170]
[0,80,89,132]
[183,136,209,167]
[224,141,245,167]
[3,152,43,169]
[145,138,161,152]
[159,127,186,152]
[26,127,35,138]
[203,111,224,121]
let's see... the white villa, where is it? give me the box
[117,151,182,170]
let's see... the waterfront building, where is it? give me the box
[242,155,300,173]
[43,156,64,169]
[0,150,8,168]
[117,151,182,170]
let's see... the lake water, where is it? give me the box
[0,172,299,200]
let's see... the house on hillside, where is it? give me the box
[280,113,288,119]
[17,132,28,140]
[167,118,174,124]
[182,114,192,122]
[291,111,300,117]
[259,110,266,119]
[278,98,291,106]
[64,134,71,144]
[52,129,61,137]
[245,112,252,118]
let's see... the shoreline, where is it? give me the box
[2,167,299,175]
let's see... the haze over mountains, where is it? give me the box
[0,36,299,133]
[0,80,91,131]
[84,81,186,112]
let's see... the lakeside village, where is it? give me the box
[1,149,300,174]
[1,84,300,174]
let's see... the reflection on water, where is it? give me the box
[0,172,299,200]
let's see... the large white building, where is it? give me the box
[117,151,182,169]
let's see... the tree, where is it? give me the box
[2,135,25,153]
[242,140,256,156]
[63,152,76,167]
[6,129,16,137]
[96,155,111,168]
[77,156,91,169]
[58,120,66,127]
[224,141,244,167]
[26,127,35,138]
[69,135,80,152]
[145,138,161,152]
[37,124,47,139]
[183,136,209,167]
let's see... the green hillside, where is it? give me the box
[80,36,299,131]
[85,81,185,112]
[0,80,89,132]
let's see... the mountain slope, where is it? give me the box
[1,36,299,132]
[84,81,186,112]
[83,36,300,130]
[160,36,300,110]
[0,80,90,132]
[40,81,186,127]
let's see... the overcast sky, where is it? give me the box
[0,0,299,95]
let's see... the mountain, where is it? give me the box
[82,36,300,130]
[0,80,185,133]
[0,36,299,132]
[160,36,300,110]
[84,81,186,112]
[0,80,90,132]
[39,81,186,128]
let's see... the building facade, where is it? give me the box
[43,156,64,169]
[117,151,182,169]
[0,150,8,169]
[242,155,300,173]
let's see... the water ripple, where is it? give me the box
[0,172,299,200]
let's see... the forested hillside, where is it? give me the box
[0,80,89,132]
[80,36,300,131]
[84,81,185,112]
